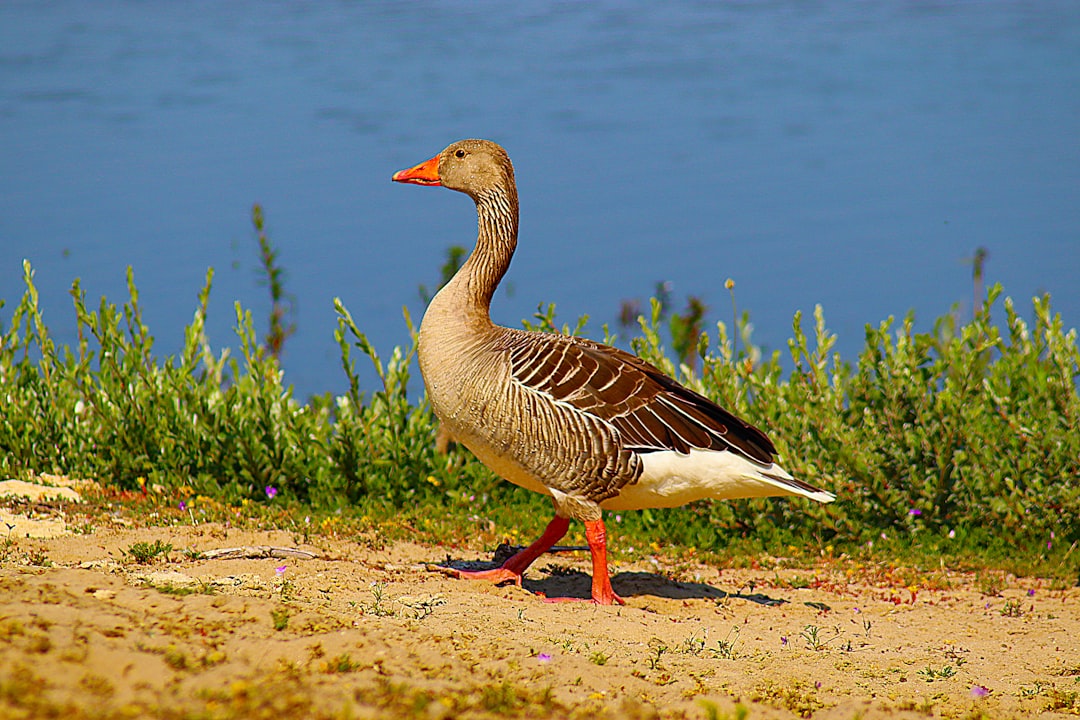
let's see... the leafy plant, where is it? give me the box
[124,540,173,564]
[252,204,296,360]
[325,653,359,674]
[646,638,668,670]
[619,282,709,370]
[918,664,959,682]
[710,626,741,660]
[1,248,1078,575]
[800,624,842,652]
[270,608,291,631]
[367,581,394,617]
[698,700,749,720]
[1000,599,1024,617]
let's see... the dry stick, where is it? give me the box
[201,546,318,561]
[492,542,588,565]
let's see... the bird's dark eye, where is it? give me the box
[454,149,466,159]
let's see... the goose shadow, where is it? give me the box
[438,555,787,606]
[526,568,788,606]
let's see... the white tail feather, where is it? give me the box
[601,449,834,511]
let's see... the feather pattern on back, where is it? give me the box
[505,330,775,462]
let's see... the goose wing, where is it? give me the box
[506,332,776,465]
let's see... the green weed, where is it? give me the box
[751,679,825,718]
[1000,598,1025,617]
[977,572,1006,596]
[271,608,290,631]
[918,664,959,682]
[367,581,394,617]
[646,637,669,670]
[324,653,359,674]
[678,629,707,656]
[800,624,842,652]
[709,626,741,660]
[26,550,50,567]
[251,204,296,360]
[163,644,189,670]
[698,700,750,720]
[124,540,173,564]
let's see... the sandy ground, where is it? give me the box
[0,489,1078,719]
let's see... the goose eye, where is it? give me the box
[454,149,466,159]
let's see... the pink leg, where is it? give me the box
[452,516,570,587]
[543,518,625,605]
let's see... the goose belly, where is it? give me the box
[455,429,554,498]
[601,449,799,511]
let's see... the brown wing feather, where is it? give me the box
[507,332,776,465]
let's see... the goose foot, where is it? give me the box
[450,566,524,587]
[449,516,570,590]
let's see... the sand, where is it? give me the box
[0,486,1077,719]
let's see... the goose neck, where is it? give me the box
[457,187,519,319]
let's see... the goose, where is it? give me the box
[392,139,834,605]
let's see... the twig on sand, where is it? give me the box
[201,546,318,561]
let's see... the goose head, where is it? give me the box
[392,139,515,201]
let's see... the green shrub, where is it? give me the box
[625,286,1079,552]
[1,260,1077,563]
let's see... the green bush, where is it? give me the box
[1,260,1077,561]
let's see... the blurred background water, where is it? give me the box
[2,1,1078,399]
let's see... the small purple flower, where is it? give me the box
[265,486,278,500]
[908,508,922,516]
[1027,589,1036,597]
[970,685,989,698]
[815,681,822,689]
[275,565,287,575]
[780,636,788,646]
[537,653,552,663]
[178,500,187,512]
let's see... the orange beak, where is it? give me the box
[392,154,441,186]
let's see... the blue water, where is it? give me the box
[3,2,1078,399]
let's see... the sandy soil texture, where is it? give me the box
[0,494,1077,718]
